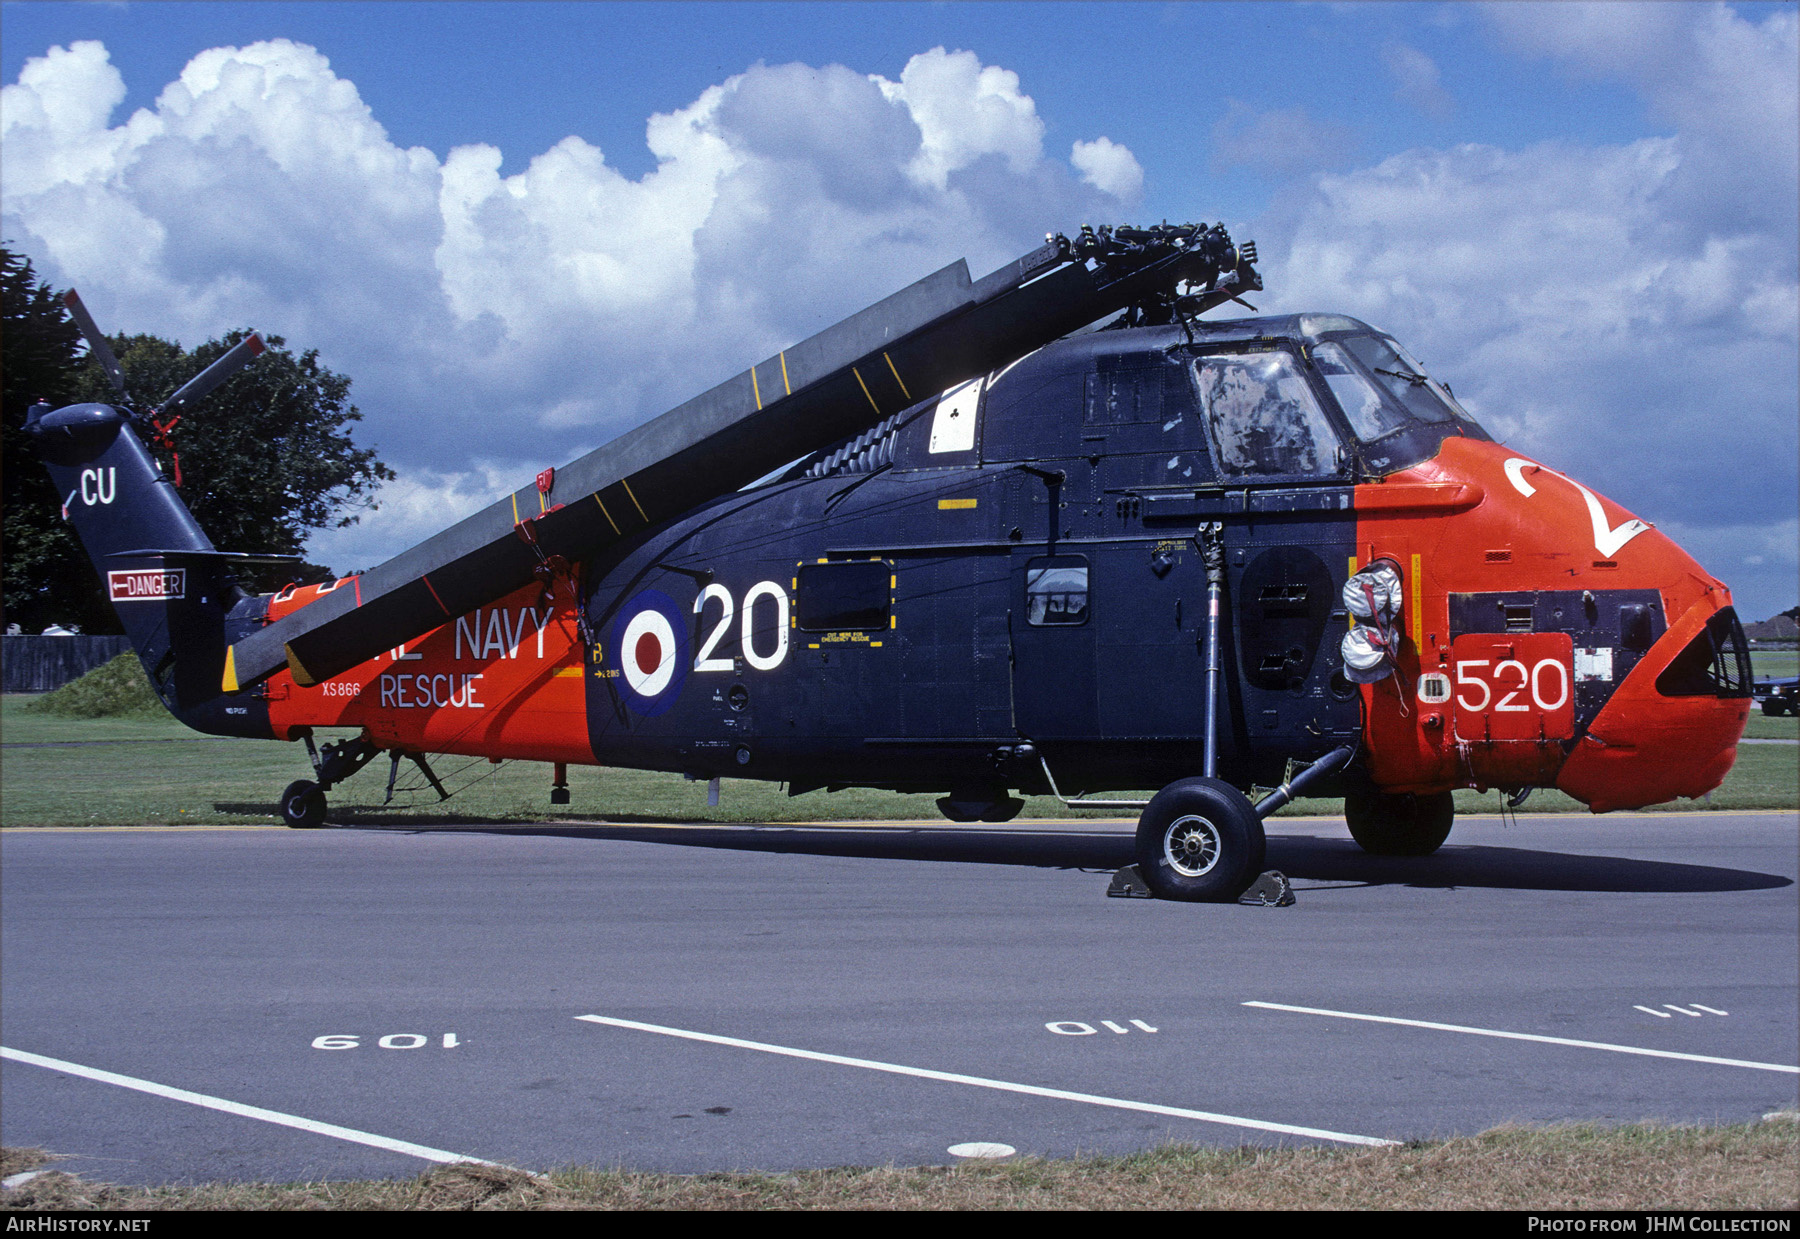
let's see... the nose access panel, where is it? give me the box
[1449,633,1574,743]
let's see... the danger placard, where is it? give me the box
[108,569,185,602]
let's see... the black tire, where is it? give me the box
[280,779,327,829]
[1344,788,1453,856]
[1763,701,1788,717]
[1134,777,1266,902]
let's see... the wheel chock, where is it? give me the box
[1106,864,1155,899]
[1238,870,1296,907]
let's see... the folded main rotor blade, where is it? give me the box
[156,334,266,418]
[61,290,130,402]
[223,224,1255,692]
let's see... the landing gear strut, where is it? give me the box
[278,732,447,827]
[279,733,381,828]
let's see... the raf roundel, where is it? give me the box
[610,589,688,716]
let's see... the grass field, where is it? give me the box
[1751,648,1798,677]
[1,690,1793,829]
[3,1120,1795,1210]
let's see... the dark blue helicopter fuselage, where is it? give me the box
[580,319,1378,799]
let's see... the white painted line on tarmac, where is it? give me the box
[1243,1003,1800,1074]
[576,1014,1395,1147]
[1692,1004,1729,1016]
[1,1046,506,1166]
[1634,1006,1673,1018]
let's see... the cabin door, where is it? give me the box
[1008,552,1098,741]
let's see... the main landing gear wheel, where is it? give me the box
[1134,777,1266,902]
[280,779,326,829]
[1344,788,1454,856]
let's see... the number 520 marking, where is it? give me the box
[1455,658,1569,713]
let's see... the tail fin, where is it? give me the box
[26,400,276,737]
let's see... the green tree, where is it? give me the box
[2,246,394,632]
[2,247,89,631]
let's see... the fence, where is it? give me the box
[2,635,134,693]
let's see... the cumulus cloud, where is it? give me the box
[874,47,1043,190]
[1263,2,1798,616]
[1,39,1140,571]
[1070,137,1143,201]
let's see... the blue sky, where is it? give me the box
[3,1,1796,617]
[3,2,1667,219]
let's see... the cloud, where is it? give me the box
[2,39,1140,571]
[874,47,1044,190]
[1070,137,1143,201]
[306,462,519,574]
[1482,1,1797,231]
[1261,3,1797,616]
[1211,100,1358,177]
[1381,42,1454,119]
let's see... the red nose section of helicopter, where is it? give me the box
[1555,595,1752,812]
[1356,437,1749,809]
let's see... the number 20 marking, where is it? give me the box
[1455,658,1569,713]
[693,581,789,673]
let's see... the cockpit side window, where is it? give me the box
[1312,342,1409,442]
[1191,350,1342,478]
[1337,335,1460,427]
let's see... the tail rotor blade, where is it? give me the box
[155,333,266,417]
[61,290,130,402]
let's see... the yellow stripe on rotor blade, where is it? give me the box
[853,367,881,415]
[780,351,791,395]
[621,478,648,522]
[221,646,240,694]
[594,494,620,535]
[884,352,911,400]
[750,365,762,410]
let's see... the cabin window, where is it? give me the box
[797,560,891,631]
[1191,351,1341,477]
[1026,558,1089,626]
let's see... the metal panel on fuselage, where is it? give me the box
[578,458,1019,789]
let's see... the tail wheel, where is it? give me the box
[1134,777,1265,902]
[1344,788,1454,856]
[280,780,327,829]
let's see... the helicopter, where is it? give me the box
[28,222,1753,902]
